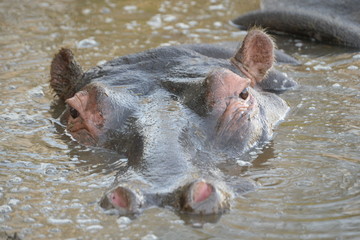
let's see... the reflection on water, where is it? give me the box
[0,0,359,239]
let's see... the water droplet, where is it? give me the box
[0,205,12,214]
[77,218,101,224]
[21,205,32,211]
[116,216,132,225]
[236,160,252,167]
[11,186,29,193]
[77,38,99,49]
[69,203,83,208]
[48,218,73,224]
[209,4,225,10]
[82,9,91,15]
[147,15,162,29]
[86,225,103,231]
[97,60,107,66]
[123,5,137,12]
[347,65,358,70]
[105,17,113,23]
[24,217,36,223]
[176,23,190,29]
[8,177,23,184]
[313,64,331,71]
[101,7,111,14]
[142,233,158,240]
[213,21,222,27]
[163,15,176,22]
[8,199,20,206]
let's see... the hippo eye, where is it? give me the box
[239,88,249,100]
[69,106,79,119]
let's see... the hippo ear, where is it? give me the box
[50,48,84,101]
[231,29,275,86]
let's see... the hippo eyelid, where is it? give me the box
[69,106,80,119]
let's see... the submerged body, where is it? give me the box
[50,30,293,215]
[232,0,360,48]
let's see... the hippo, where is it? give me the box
[50,29,295,216]
[232,0,360,48]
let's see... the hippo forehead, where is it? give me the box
[83,46,242,94]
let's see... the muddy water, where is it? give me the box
[0,0,359,239]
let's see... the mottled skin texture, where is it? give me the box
[50,30,293,216]
[232,0,360,48]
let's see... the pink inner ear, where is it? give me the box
[193,181,213,203]
[232,29,275,85]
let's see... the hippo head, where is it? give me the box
[50,29,289,217]
[50,29,286,151]
[201,30,287,150]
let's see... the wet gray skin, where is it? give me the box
[50,29,294,216]
[232,0,360,48]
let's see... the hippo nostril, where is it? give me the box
[69,106,79,119]
[239,88,249,100]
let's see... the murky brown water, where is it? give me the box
[0,0,359,239]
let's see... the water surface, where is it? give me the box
[0,0,359,239]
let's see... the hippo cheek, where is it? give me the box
[66,114,101,145]
[217,94,256,134]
